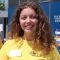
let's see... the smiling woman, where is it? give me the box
[0,1,60,60]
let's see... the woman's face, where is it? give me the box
[19,7,38,33]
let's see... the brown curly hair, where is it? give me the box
[9,1,56,53]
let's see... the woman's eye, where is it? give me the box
[21,16,27,20]
[30,15,37,19]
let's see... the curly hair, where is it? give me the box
[9,1,56,53]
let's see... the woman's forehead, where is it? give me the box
[20,7,36,15]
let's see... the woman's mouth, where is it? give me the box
[24,24,34,30]
[25,25,33,30]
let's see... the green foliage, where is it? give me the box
[0,3,5,10]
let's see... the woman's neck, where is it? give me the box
[23,32,34,41]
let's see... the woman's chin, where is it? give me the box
[24,29,33,33]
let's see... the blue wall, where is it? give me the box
[40,2,60,35]
[50,2,60,35]
[8,6,16,23]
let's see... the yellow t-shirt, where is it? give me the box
[0,38,60,60]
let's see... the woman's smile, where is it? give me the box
[24,23,35,30]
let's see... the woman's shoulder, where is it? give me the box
[0,37,23,51]
[0,37,23,56]
[49,45,60,60]
[50,45,59,54]
[2,39,16,46]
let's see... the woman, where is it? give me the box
[0,1,60,60]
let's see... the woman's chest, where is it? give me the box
[7,49,47,60]
[7,41,51,60]
[7,47,50,60]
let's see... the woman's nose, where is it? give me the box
[26,17,31,22]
